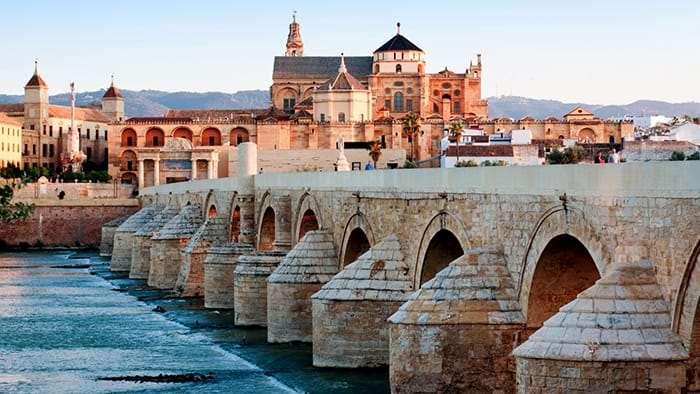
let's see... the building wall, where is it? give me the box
[622,140,699,161]
[0,119,22,168]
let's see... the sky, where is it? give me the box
[1,0,699,104]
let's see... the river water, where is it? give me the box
[0,251,388,393]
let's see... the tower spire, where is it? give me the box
[34,59,39,75]
[397,22,401,35]
[285,12,304,56]
[339,53,347,73]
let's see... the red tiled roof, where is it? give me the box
[48,105,110,123]
[0,113,21,126]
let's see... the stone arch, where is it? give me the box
[276,87,298,107]
[577,127,596,143]
[120,149,137,172]
[294,192,324,242]
[120,172,137,184]
[297,210,319,242]
[674,239,700,389]
[230,127,250,146]
[207,205,217,219]
[145,127,165,147]
[172,127,193,141]
[518,205,609,327]
[120,128,137,147]
[258,207,276,251]
[230,205,241,242]
[201,127,222,146]
[414,211,470,289]
[525,234,600,330]
[339,212,376,268]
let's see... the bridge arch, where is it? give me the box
[519,205,608,329]
[256,192,275,251]
[294,192,323,243]
[414,211,469,289]
[339,212,375,268]
[673,239,700,389]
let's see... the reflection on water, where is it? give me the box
[0,251,389,393]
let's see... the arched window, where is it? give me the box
[453,101,460,114]
[338,112,346,123]
[393,92,404,112]
[374,64,380,74]
[395,64,402,73]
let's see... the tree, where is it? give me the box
[368,140,382,169]
[402,112,421,162]
[670,151,686,161]
[548,146,586,165]
[0,184,33,224]
[449,120,464,163]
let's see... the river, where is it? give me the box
[0,251,388,393]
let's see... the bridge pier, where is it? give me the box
[177,212,229,297]
[99,215,129,257]
[513,260,687,392]
[148,203,203,289]
[233,251,286,326]
[111,204,160,272]
[130,204,180,279]
[202,243,254,309]
[389,248,524,393]
[312,235,412,368]
[267,230,339,343]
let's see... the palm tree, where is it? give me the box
[450,120,464,163]
[402,112,421,162]
[369,139,382,169]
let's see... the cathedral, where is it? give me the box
[271,18,488,122]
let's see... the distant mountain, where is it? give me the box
[486,96,700,120]
[0,89,270,117]
[1,90,698,120]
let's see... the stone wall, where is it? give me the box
[622,140,699,161]
[12,181,135,200]
[0,199,138,248]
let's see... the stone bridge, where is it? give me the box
[103,143,700,392]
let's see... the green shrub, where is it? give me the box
[687,151,699,161]
[402,160,417,169]
[455,160,478,167]
[548,146,586,164]
[670,151,686,161]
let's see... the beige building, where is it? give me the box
[0,62,120,170]
[313,56,372,123]
[0,113,22,169]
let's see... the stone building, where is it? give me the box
[0,62,119,170]
[0,113,22,169]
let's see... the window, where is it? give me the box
[283,97,296,114]
[393,81,404,87]
[49,144,54,157]
[59,126,63,137]
[49,125,53,136]
[453,101,460,114]
[42,144,47,157]
[152,136,160,146]
[86,147,92,160]
[30,124,35,130]
[87,129,91,139]
[395,64,402,73]
[32,144,36,155]
[126,136,133,146]
[43,125,46,135]
[384,99,391,111]
[104,130,108,140]
[320,114,326,123]
[23,144,27,155]
[441,82,451,89]
[406,99,413,113]
[393,92,404,112]
[208,136,216,145]
[338,112,346,123]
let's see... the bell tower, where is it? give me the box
[285,12,304,56]
[24,60,49,130]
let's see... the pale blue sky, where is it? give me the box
[2,0,698,104]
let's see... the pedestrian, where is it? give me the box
[364,161,374,170]
[611,149,620,164]
[595,151,605,164]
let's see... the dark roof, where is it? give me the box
[273,56,373,79]
[317,71,366,91]
[25,73,48,88]
[103,84,122,99]
[375,34,422,53]
[446,145,514,157]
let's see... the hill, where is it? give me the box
[1,90,698,120]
